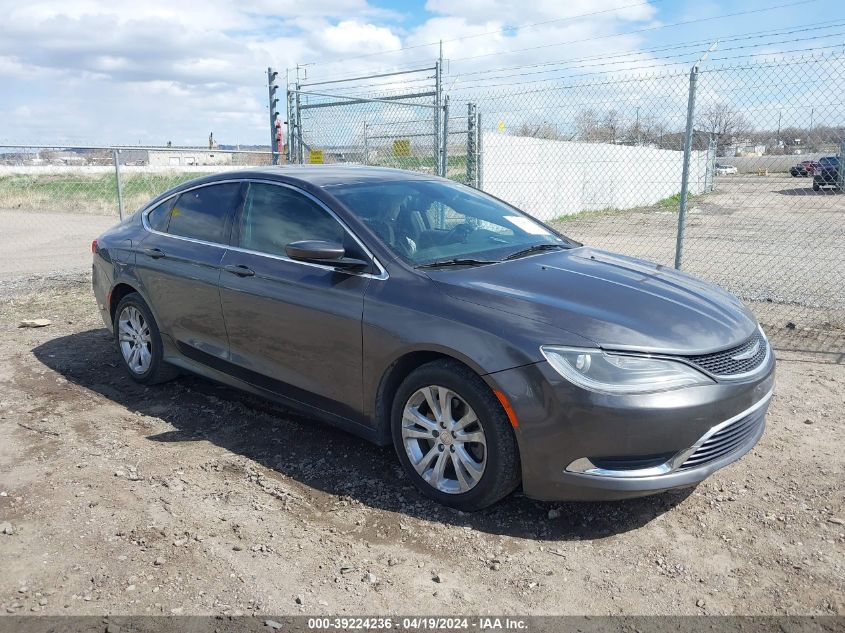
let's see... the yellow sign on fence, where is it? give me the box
[393,139,411,157]
[308,149,324,164]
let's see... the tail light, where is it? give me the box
[91,239,98,254]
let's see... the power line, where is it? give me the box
[297,1,821,85]
[302,0,664,67]
[447,0,819,64]
[304,28,845,101]
[449,19,845,79]
[444,31,845,89]
[445,46,845,94]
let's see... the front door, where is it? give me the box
[218,181,370,421]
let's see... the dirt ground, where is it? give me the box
[0,277,842,617]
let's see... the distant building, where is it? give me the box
[724,141,767,157]
[146,150,233,167]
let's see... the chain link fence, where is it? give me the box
[0,145,272,289]
[1,53,843,354]
[288,53,845,354]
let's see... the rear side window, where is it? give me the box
[146,198,175,232]
[238,183,347,256]
[167,183,241,243]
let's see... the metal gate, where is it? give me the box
[285,65,482,187]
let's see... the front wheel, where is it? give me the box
[813,182,821,191]
[391,360,521,511]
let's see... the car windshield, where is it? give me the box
[326,179,575,266]
[819,157,839,167]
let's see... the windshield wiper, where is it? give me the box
[416,258,499,269]
[504,243,567,260]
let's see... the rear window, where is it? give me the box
[819,157,839,166]
[166,183,241,243]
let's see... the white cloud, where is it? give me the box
[0,0,665,144]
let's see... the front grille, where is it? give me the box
[678,411,763,470]
[685,331,767,377]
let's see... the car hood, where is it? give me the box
[430,246,758,355]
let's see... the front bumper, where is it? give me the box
[487,352,775,501]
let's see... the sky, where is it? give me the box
[0,0,843,145]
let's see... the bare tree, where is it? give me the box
[601,110,620,144]
[513,121,563,140]
[574,109,621,143]
[575,109,601,141]
[696,103,749,145]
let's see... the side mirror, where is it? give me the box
[285,240,369,270]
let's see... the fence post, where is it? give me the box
[286,89,295,164]
[674,64,700,270]
[477,112,483,189]
[467,103,476,187]
[434,58,442,176]
[440,95,449,178]
[363,122,369,165]
[839,138,845,189]
[295,81,303,164]
[112,149,124,220]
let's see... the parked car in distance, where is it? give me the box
[92,166,775,510]
[790,160,819,177]
[813,156,841,191]
[715,163,738,175]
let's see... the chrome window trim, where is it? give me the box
[565,387,773,479]
[140,178,388,280]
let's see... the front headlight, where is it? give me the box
[540,346,713,395]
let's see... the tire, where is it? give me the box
[391,359,521,511]
[113,292,180,385]
[813,182,821,192]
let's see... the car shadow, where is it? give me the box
[776,186,842,196]
[32,329,693,540]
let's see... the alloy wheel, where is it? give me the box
[401,385,487,494]
[118,305,153,374]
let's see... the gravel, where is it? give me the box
[0,278,842,616]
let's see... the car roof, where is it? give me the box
[202,165,441,188]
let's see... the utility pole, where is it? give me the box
[635,106,640,145]
[809,107,815,152]
[268,67,280,165]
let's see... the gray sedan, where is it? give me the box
[92,166,774,510]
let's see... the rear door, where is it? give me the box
[136,181,244,360]
[218,181,372,421]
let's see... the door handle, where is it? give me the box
[143,247,166,259]
[224,264,255,277]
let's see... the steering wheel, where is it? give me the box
[442,223,475,244]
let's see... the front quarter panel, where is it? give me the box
[361,266,597,423]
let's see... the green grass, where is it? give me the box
[551,192,700,224]
[552,207,636,224]
[0,172,211,214]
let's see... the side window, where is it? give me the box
[168,183,240,243]
[146,198,175,232]
[238,183,347,256]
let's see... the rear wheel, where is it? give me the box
[113,293,179,385]
[813,182,821,191]
[391,360,520,511]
